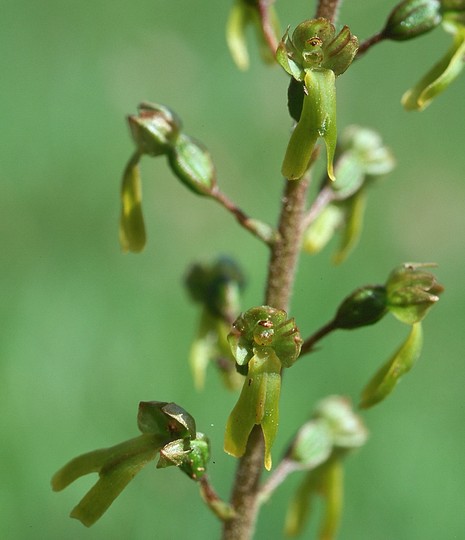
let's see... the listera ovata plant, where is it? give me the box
[52,1,459,538]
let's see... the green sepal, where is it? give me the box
[157,433,210,481]
[224,348,281,470]
[402,18,465,110]
[360,322,423,408]
[385,263,443,324]
[179,433,210,480]
[137,401,196,439]
[51,433,165,527]
[119,152,146,253]
[226,0,252,71]
[167,133,217,196]
[127,102,181,156]
[277,19,358,77]
[276,28,305,80]
[284,458,343,538]
[383,0,442,41]
[228,306,302,368]
[282,69,337,181]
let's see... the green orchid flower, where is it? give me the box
[276,19,358,180]
[224,306,302,469]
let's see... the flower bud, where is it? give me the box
[185,257,245,321]
[385,263,443,324]
[167,133,217,196]
[127,102,181,156]
[333,285,388,329]
[185,258,245,390]
[314,396,368,449]
[383,0,442,41]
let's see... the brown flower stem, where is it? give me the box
[222,4,343,537]
[258,459,299,504]
[257,0,279,55]
[211,187,278,247]
[316,0,344,22]
[222,176,310,540]
[302,185,335,231]
[300,319,338,357]
[357,32,386,58]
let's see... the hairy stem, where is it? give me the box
[316,0,343,22]
[222,177,310,540]
[265,178,310,311]
[257,0,279,54]
[300,319,338,356]
[357,32,386,58]
[221,5,343,537]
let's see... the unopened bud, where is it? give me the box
[383,0,442,41]
[333,285,388,329]
[168,134,217,196]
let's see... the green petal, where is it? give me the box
[360,322,423,408]
[226,1,251,70]
[119,153,146,253]
[402,21,465,110]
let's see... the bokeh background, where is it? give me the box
[2,1,465,539]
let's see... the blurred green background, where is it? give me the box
[2,1,465,539]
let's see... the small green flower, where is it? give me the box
[386,262,444,324]
[52,401,199,526]
[276,19,358,180]
[224,306,302,469]
[282,397,367,537]
[185,258,245,390]
[302,126,394,263]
